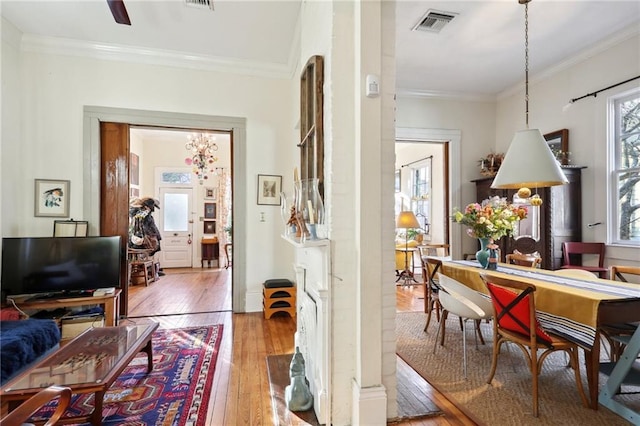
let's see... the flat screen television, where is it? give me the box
[1,236,121,301]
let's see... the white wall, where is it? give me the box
[395,96,497,258]
[496,32,640,264]
[0,25,298,311]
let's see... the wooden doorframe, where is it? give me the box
[83,106,247,317]
[395,127,461,260]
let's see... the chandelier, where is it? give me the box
[185,133,218,184]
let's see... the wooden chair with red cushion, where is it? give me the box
[480,273,588,417]
[560,242,608,279]
[0,385,71,426]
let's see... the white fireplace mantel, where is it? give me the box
[283,235,331,425]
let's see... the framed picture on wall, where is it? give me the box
[544,129,569,165]
[204,187,216,199]
[395,169,401,192]
[257,174,282,205]
[34,179,70,217]
[203,221,216,234]
[204,202,216,219]
[130,153,139,185]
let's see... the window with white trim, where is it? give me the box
[610,89,640,246]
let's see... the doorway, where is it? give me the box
[158,187,194,268]
[83,106,247,317]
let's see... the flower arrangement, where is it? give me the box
[478,152,504,176]
[453,196,528,240]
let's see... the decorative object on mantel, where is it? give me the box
[453,196,528,269]
[478,152,504,176]
[295,178,325,243]
[491,0,568,190]
[285,347,313,412]
[184,133,218,185]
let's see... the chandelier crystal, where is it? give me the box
[185,133,218,184]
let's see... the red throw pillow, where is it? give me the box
[0,308,21,321]
[486,282,553,345]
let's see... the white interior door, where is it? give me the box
[158,187,193,268]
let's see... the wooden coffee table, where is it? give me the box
[0,322,159,425]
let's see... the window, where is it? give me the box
[412,159,432,237]
[610,90,640,246]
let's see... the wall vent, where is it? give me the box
[185,0,214,11]
[412,9,458,33]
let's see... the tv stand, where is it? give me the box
[25,290,96,301]
[13,289,121,327]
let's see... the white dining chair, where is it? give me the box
[433,274,494,379]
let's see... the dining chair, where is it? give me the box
[561,242,608,279]
[480,273,589,417]
[602,265,640,361]
[419,255,443,332]
[0,385,71,426]
[610,265,640,283]
[553,268,597,279]
[505,252,541,268]
[433,274,493,379]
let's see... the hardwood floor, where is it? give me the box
[124,268,474,425]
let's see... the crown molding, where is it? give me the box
[19,34,294,79]
[1,17,22,50]
[498,23,640,100]
[395,88,496,103]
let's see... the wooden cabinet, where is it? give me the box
[201,238,220,268]
[472,167,584,270]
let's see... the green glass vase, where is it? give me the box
[476,238,491,269]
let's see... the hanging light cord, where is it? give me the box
[523,0,530,129]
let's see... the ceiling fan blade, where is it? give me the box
[107,0,131,25]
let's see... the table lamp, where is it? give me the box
[396,211,421,285]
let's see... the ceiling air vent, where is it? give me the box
[412,9,458,33]
[185,0,214,11]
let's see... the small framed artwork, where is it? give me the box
[204,202,216,219]
[130,153,140,186]
[544,129,569,165]
[204,187,216,199]
[257,174,282,205]
[34,179,70,217]
[395,169,401,192]
[203,221,216,234]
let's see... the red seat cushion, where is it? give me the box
[486,283,553,345]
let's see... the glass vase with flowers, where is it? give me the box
[453,196,528,268]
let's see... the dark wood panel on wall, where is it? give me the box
[472,167,584,270]
[100,122,130,317]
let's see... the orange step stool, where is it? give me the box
[263,279,296,319]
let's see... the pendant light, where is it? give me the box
[491,0,568,189]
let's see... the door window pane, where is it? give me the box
[163,193,189,232]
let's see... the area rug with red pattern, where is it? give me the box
[32,325,223,426]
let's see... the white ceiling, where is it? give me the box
[2,0,639,98]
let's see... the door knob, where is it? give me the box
[173,233,178,236]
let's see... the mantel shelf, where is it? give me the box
[281,234,330,248]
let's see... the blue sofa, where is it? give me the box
[0,319,61,384]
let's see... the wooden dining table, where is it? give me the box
[438,259,640,410]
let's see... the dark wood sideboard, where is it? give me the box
[472,166,584,270]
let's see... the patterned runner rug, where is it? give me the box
[396,311,638,425]
[32,325,223,426]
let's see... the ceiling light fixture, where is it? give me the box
[185,133,218,185]
[491,0,567,190]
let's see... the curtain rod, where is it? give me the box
[401,155,433,168]
[569,75,640,104]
